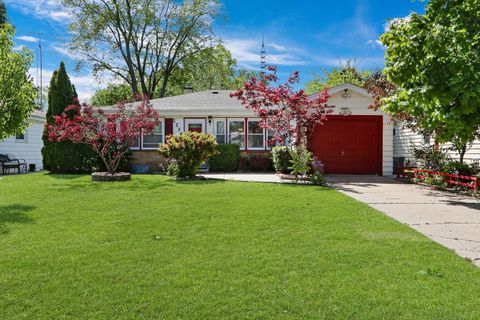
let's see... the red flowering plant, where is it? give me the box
[230,66,334,148]
[46,97,160,175]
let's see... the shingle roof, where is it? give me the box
[148,90,251,116]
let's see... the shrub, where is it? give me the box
[413,145,450,171]
[289,147,314,179]
[209,144,240,172]
[159,132,218,178]
[42,141,99,174]
[271,146,292,173]
[443,161,475,176]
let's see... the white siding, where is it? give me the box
[393,124,480,163]
[0,118,45,171]
[328,91,394,176]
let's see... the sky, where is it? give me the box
[6,0,427,102]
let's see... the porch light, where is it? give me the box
[208,116,213,124]
[342,88,351,98]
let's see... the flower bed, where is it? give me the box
[397,167,478,193]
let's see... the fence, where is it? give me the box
[397,167,478,192]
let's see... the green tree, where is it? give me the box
[164,44,238,96]
[91,83,135,106]
[381,0,480,163]
[0,0,7,25]
[0,24,36,141]
[42,62,97,173]
[62,0,220,99]
[305,60,371,95]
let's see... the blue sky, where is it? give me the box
[6,0,426,101]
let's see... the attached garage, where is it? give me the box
[308,83,393,176]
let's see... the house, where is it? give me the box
[0,110,46,172]
[129,83,394,175]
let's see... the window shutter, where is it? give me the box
[165,118,174,143]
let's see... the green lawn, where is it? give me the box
[1,173,480,319]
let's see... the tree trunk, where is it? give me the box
[458,145,467,164]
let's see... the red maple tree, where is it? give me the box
[231,66,334,147]
[46,98,160,174]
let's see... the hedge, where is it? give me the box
[209,144,240,172]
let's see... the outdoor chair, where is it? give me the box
[0,154,21,174]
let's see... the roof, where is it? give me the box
[309,83,373,99]
[148,90,250,116]
[31,110,46,121]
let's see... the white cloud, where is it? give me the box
[51,45,81,60]
[366,39,385,49]
[28,68,102,102]
[223,38,308,67]
[17,36,39,43]
[6,0,72,23]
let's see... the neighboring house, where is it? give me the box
[129,83,394,176]
[0,110,46,172]
[393,125,480,167]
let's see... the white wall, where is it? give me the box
[328,90,394,176]
[393,124,480,163]
[0,118,44,171]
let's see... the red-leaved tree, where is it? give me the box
[231,66,334,147]
[47,98,160,174]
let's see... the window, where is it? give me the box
[131,136,140,150]
[247,120,264,149]
[228,119,245,149]
[15,132,26,142]
[214,119,226,144]
[266,129,275,150]
[143,121,164,149]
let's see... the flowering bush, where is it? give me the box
[46,98,160,174]
[159,131,218,178]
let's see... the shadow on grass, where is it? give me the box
[0,204,35,235]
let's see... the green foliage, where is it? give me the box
[159,132,218,178]
[0,24,36,141]
[412,145,451,171]
[91,83,135,107]
[208,144,240,172]
[41,142,99,174]
[305,60,371,94]
[381,0,480,157]
[289,147,314,179]
[0,0,7,25]
[271,146,293,174]
[443,161,476,177]
[310,172,326,185]
[42,62,98,173]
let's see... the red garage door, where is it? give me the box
[309,116,383,175]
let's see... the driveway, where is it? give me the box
[326,175,480,266]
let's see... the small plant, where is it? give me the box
[413,145,450,171]
[289,146,313,179]
[443,161,475,176]
[310,157,326,185]
[159,131,218,178]
[310,172,326,185]
[271,146,292,173]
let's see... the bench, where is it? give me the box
[0,154,27,174]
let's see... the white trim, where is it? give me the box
[142,118,165,150]
[227,118,246,150]
[185,118,206,133]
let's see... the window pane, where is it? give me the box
[216,135,226,144]
[216,121,225,135]
[248,121,263,134]
[15,133,25,140]
[143,123,163,148]
[131,136,140,148]
[248,135,264,148]
[229,134,245,148]
[229,121,244,133]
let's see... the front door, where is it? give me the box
[185,119,205,133]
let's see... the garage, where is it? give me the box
[309,115,383,175]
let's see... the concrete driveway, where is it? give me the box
[326,175,480,266]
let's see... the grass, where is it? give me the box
[1,173,480,319]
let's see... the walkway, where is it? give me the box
[326,175,480,266]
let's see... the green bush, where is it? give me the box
[42,141,99,174]
[159,132,218,178]
[289,147,314,179]
[209,144,240,172]
[443,161,475,176]
[271,146,292,173]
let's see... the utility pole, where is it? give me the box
[260,33,267,81]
